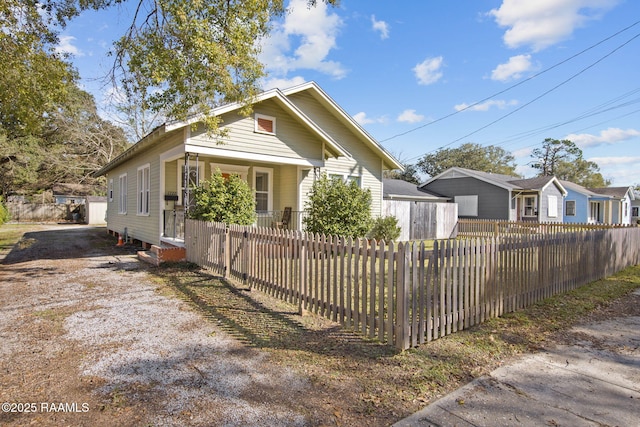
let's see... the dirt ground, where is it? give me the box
[0,224,330,426]
[1,224,638,427]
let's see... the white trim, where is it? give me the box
[547,195,558,218]
[254,166,273,212]
[565,199,576,216]
[328,172,363,188]
[137,163,151,216]
[521,195,537,217]
[118,173,127,214]
[108,178,113,202]
[210,163,249,181]
[254,113,276,135]
[184,143,324,167]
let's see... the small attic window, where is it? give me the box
[255,114,276,135]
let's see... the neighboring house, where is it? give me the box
[52,183,100,205]
[382,178,448,202]
[631,190,640,224]
[94,81,403,248]
[587,186,635,225]
[419,167,567,222]
[560,180,610,224]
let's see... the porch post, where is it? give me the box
[184,152,190,215]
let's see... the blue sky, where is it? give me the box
[59,0,640,186]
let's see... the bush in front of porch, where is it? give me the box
[189,170,256,225]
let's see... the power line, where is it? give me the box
[380,19,640,145]
[401,29,640,163]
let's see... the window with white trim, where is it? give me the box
[329,173,362,187]
[108,178,113,202]
[565,200,576,216]
[547,195,558,217]
[522,195,537,217]
[454,195,478,217]
[210,163,249,181]
[255,114,276,135]
[632,206,639,217]
[118,173,127,214]
[137,164,150,215]
[254,167,273,212]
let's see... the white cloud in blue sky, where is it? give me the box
[489,0,620,51]
[491,54,533,81]
[454,99,519,112]
[413,56,444,85]
[371,15,390,39]
[566,128,640,148]
[397,109,425,124]
[56,35,84,57]
[260,0,345,81]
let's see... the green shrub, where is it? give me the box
[303,174,372,238]
[0,197,8,225]
[188,170,256,225]
[367,215,401,242]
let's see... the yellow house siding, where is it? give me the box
[288,92,384,216]
[187,100,324,162]
[105,131,184,246]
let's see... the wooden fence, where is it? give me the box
[457,218,636,238]
[185,219,640,350]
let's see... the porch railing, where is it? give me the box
[163,209,304,241]
[164,209,185,240]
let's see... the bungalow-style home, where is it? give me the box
[560,180,611,224]
[419,167,567,222]
[587,186,635,225]
[382,178,448,202]
[94,81,402,250]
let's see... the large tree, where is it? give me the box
[530,138,610,187]
[417,143,517,177]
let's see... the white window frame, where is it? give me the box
[329,173,363,188]
[547,195,558,218]
[632,206,639,217]
[565,200,576,216]
[137,163,150,215]
[108,178,113,202]
[178,161,204,206]
[254,113,276,135]
[118,173,127,214]
[254,167,273,212]
[522,195,537,217]
[454,195,478,217]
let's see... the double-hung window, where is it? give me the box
[565,200,576,216]
[522,196,537,217]
[137,164,150,215]
[118,174,127,214]
[254,167,273,212]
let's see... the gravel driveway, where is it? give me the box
[0,224,311,426]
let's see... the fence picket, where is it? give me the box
[184,219,640,350]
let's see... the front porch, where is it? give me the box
[159,150,316,245]
[162,208,305,242]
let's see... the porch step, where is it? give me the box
[138,244,186,266]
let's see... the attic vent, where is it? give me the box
[255,114,276,134]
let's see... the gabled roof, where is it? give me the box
[383,178,448,201]
[95,82,402,177]
[588,186,635,200]
[421,167,567,195]
[559,180,603,197]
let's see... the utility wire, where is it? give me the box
[380,19,640,144]
[401,30,640,163]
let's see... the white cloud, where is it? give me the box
[587,156,640,166]
[454,99,518,112]
[56,35,83,57]
[259,0,346,79]
[397,109,425,123]
[261,76,307,91]
[565,127,640,148]
[512,147,533,159]
[491,54,532,81]
[413,56,444,85]
[353,112,386,125]
[371,15,390,39]
[489,0,619,51]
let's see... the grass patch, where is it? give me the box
[150,261,640,424]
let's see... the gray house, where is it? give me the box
[420,167,567,222]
